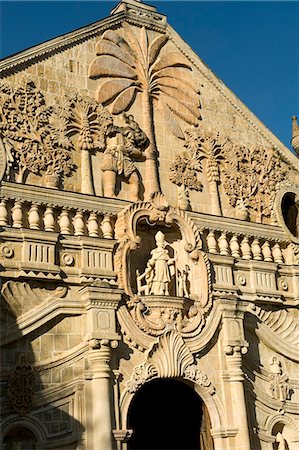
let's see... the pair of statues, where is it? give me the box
[136,231,190,297]
[100,113,148,201]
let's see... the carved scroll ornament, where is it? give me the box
[7,354,35,415]
[114,193,212,338]
[125,330,215,394]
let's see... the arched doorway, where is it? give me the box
[128,378,212,450]
[2,426,37,450]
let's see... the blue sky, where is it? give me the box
[0,1,298,150]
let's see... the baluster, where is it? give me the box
[28,203,40,230]
[240,236,252,260]
[59,209,71,235]
[0,199,8,226]
[272,243,283,264]
[230,235,240,258]
[252,239,262,261]
[101,215,113,239]
[73,210,85,236]
[218,232,229,256]
[44,207,55,232]
[12,200,23,228]
[207,230,218,254]
[262,241,273,262]
[88,212,99,237]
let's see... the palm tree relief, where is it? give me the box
[89,23,201,199]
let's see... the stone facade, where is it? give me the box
[0,1,299,449]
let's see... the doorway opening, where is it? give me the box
[128,378,212,450]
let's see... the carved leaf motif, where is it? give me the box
[89,24,201,135]
[148,34,168,67]
[98,79,136,105]
[148,330,193,378]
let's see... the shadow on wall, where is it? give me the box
[0,288,84,450]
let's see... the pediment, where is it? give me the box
[0,0,298,227]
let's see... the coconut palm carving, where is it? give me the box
[65,95,112,194]
[88,23,201,197]
[184,127,231,216]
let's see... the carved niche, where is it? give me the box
[275,182,299,243]
[114,193,212,338]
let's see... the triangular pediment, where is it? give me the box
[0,0,298,227]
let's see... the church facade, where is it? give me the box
[1,1,299,449]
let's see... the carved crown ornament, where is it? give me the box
[114,193,212,338]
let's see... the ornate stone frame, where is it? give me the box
[114,193,210,300]
[275,182,299,244]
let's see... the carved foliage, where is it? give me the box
[89,24,201,138]
[222,144,290,222]
[0,80,76,184]
[7,354,35,415]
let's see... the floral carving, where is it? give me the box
[7,354,35,415]
[181,126,231,215]
[169,150,202,210]
[185,362,215,395]
[89,24,201,196]
[222,144,289,222]
[0,80,75,187]
[126,362,158,393]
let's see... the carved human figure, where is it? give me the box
[137,231,176,296]
[100,114,148,201]
[275,432,289,450]
[177,265,190,298]
[269,357,291,402]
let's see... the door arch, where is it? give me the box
[127,378,213,450]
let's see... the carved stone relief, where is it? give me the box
[222,143,290,223]
[7,354,35,415]
[89,23,201,197]
[269,357,292,402]
[0,80,76,187]
[114,193,212,338]
[125,330,215,394]
[100,113,148,201]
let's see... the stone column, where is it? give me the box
[81,281,122,450]
[87,339,118,450]
[221,301,251,450]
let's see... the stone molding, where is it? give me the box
[0,181,130,215]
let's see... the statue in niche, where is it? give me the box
[136,231,176,296]
[269,357,291,402]
[100,113,148,201]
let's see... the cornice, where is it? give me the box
[0,181,130,215]
[189,211,289,243]
[0,7,166,76]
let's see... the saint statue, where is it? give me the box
[137,231,176,296]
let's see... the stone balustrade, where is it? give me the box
[0,181,131,239]
[0,197,116,239]
[204,229,285,264]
